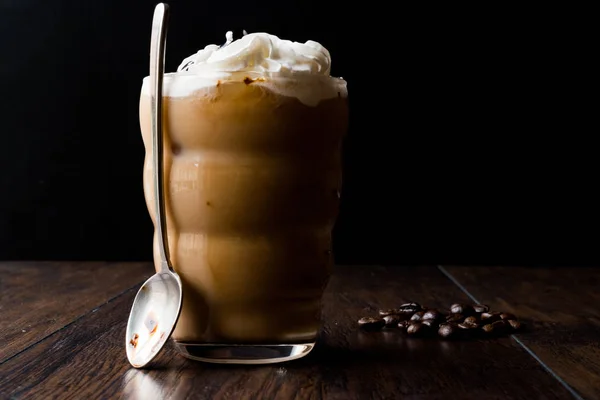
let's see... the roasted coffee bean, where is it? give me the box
[450,303,474,315]
[383,314,403,327]
[446,313,464,323]
[508,319,522,331]
[422,309,442,321]
[421,319,438,329]
[490,320,508,333]
[397,320,410,331]
[482,319,511,335]
[463,316,479,326]
[400,302,421,309]
[399,302,422,314]
[457,322,478,330]
[358,317,385,330]
[450,303,463,314]
[379,308,414,317]
[481,324,495,334]
[500,312,517,321]
[407,322,424,336]
[379,309,401,316]
[481,312,501,323]
[410,311,425,321]
[480,312,493,320]
[438,323,457,339]
[473,304,490,313]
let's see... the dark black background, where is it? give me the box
[0,1,596,265]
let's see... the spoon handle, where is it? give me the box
[149,3,172,273]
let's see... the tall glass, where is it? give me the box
[139,71,348,363]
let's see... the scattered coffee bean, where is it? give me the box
[400,302,420,308]
[463,316,479,326]
[407,322,424,336]
[508,319,522,331]
[410,311,425,321]
[457,322,478,330]
[450,303,463,314]
[383,314,403,327]
[438,323,457,339]
[481,312,501,323]
[446,313,464,323]
[450,303,474,315]
[423,309,442,321]
[397,320,410,331]
[490,320,508,333]
[500,312,516,321]
[399,302,422,314]
[480,312,493,320]
[358,317,385,330]
[421,319,438,329]
[379,309,401,316]
[473,304,490,313]
[481,324,495,334]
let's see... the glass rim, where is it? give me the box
[141,71,346,84]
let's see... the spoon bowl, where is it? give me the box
[126,271,182,368]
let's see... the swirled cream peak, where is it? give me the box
[177,31,331,76]
[142,31,347,106]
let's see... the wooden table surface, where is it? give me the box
[1,262,598,400]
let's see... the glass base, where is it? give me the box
[173,341,315,364]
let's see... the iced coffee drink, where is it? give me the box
[139,31,348,363]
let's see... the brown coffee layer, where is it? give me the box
[140,80,348,343]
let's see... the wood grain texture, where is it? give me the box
[443,265,600,400]
[0,265,573,399]
[0,261,151,362]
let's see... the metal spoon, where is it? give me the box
[125,2,182,369]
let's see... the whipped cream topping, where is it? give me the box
[141,31,347,106]
[177,31,331,76]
